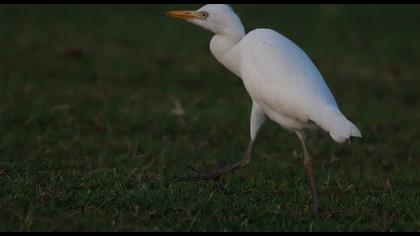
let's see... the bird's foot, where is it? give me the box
[174,159,250,196]
[174,165,227,182]
[174,160,247,183]
[173,166,233,195]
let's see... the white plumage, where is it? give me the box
[241,29,361,143]
[167,4,361,213]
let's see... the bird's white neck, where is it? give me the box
[210,24,246,77]
[210,23,245,55]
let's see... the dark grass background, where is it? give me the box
[0,4,419,231]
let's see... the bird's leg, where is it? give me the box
[175,102,266,183]
[296,131,322,214]
[175,141,255,182]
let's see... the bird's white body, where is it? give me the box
[167,4,361,212]
[212,28,361,143]
[167,4,361,143]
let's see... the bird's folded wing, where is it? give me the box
[238,29,337,119]
[237,29,361,142]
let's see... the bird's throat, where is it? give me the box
[210,34,243,78]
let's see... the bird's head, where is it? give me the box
[166,4,244,35]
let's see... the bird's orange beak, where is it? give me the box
[166,11,201,20]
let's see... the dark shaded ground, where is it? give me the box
[0,4,419,231]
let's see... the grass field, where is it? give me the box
[0,4,419,232]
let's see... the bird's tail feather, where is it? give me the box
[314,105,362,143]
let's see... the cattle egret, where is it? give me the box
[167,4,361,214]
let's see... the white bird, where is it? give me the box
[167,4,361,213]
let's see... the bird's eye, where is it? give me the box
[200,11,209,19]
